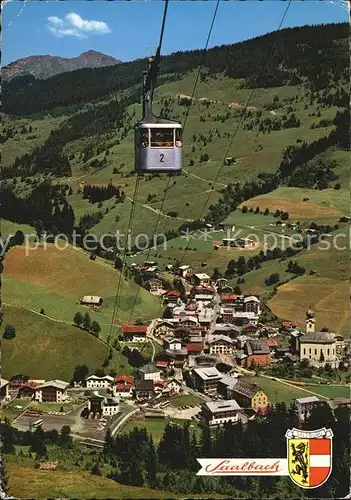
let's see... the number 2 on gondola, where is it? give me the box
[159,153,164,163]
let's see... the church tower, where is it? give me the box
[306,306,315,333]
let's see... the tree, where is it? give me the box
[234,285,242,294]
[94,368,105,377]
[34,219,44,238]
[163,307,173,319]
[115,257,123,270]
[73,364,89,383]
[90,321,101,337]
[242,205,248,214]
[40,308,45,315]
[14,230,25,245]
[30,427,47,457]
[264,208,269,215]
[73,312,83,327]
[83,312,91,331]
[91,463,102,476]
[59,425,73,447]
[3,325,16,340]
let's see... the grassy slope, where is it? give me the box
[2,115,64,168]
[243,375,316,405]
[6,456,175,499]
[0,219,34,238]
[242,186,349,220]
[2,244,161,333]
[239,225,349,334]
[0,306,133,380]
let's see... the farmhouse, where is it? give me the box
[232,311,259,326]
[194,294,214,304]
[80,296,103,306]
[221,294,238,305]
[219,222,235,232]
[112,375,134,398]
[155,360,169,371]
[122,325,148,342]
[165,290,182,305]
[293,396,321,421]
[148,278,164,293]
[190,366,222,395]
[35,380,69,403]
[102,396,120,416]
[87,393,104,417]
[163,378,182,396]
[178,265,193,278]
[163,336,182,351]
[227,380,268,410]
[244,296,261,314]
[164,348,188,368]
[18,380,41,399]
[9,374,29,389]
[138,363,161,382]
[193,273,211,286]
[85,375,114,389]
[153,320,176,337]
[212,324,242,338]
[186,343,203,355]
[244,340,271,367]
[208,335,235,355]
[222,238,254,248]
[134,379,155,400]
[179,316,198,328]
[201,399,242,426]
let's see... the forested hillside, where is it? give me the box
[3,23,348,116]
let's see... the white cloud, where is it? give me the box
[47,16,64,26]
[47,12,111,38]
[66,12,111,34]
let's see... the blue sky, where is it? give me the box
[2,1,349,66]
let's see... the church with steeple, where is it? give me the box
[305,306,315,333]
[298,306,337,366]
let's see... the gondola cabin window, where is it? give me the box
[140,129,149,147]
[150,128,174,148]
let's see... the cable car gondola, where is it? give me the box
[134,2,183,173]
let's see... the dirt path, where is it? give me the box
[125,196,195,223]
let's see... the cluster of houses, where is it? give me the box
[1,376,70,404]
[2,269,349,434]
[82,369,183,418]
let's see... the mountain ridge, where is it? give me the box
[2,50,121,81]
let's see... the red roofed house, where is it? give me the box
[113,375,134,398]
[282,321,299,330]
[190,286,216,297]
[266,338,279,351]
[186,343,203,355]
[165,290,181,304]
[221,294,238,305]
[156,360,169,370]
[243,323,258,333]
[122,325,148,342]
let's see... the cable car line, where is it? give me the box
[106,0,171,348]
[127,1,221,324]
[177,0,292,267]
[106,174,141,350]
[182,0,220,131]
